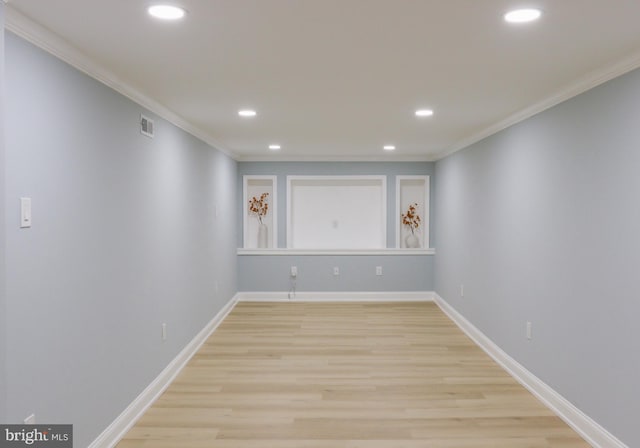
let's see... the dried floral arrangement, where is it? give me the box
[401,203,421,234]
[248,192,269,224]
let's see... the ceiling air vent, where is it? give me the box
[140,114,154,138]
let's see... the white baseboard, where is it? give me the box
[433,293,627,448]
[92,292,623,448]
[88,296,239,448]
[236,291,435,302]
[89,291,431,447]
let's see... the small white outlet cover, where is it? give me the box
[376,266,382,276]
[290,266,297,277]
[333,267,339,276]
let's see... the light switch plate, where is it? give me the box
[20,197,32,228]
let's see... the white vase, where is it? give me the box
[257,223,268,248]
[405,233,420,248]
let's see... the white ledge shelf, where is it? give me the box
[237,248,436,256]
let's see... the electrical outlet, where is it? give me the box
[290,266,297,277]
[161,323,167,341]
[460,284,464,297]
[24,414,35,424]
[376,266,383,276]
[333,266,339,276]
[526,321,532,340]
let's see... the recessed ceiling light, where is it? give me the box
[383,145,396,151]
[148,4,186,20]
[238,109,257,117]
[504,8,542,23]
[415,109,434,117]
[269,144,281,150]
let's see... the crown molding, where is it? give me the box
[237,154,437,163]
[4,5,238,161]
[4,7,434,165]
[0,6,437,166]
[435,49,640,161]
[8,4,640,165]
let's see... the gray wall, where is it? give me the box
[238,162,435,291]
[239,255,433,292]
[4,33,237,446]
[434,67,640,447]
[0,2,7,424]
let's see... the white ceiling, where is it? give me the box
[6,0,640,161]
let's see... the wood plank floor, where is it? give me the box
[117,302,589,447]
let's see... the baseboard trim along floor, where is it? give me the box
[434,293,627,448]
[235,290,435,302]
[90,291,626,448]
[88,296,239,448]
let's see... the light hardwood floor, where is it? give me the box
[117,302,589,447]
